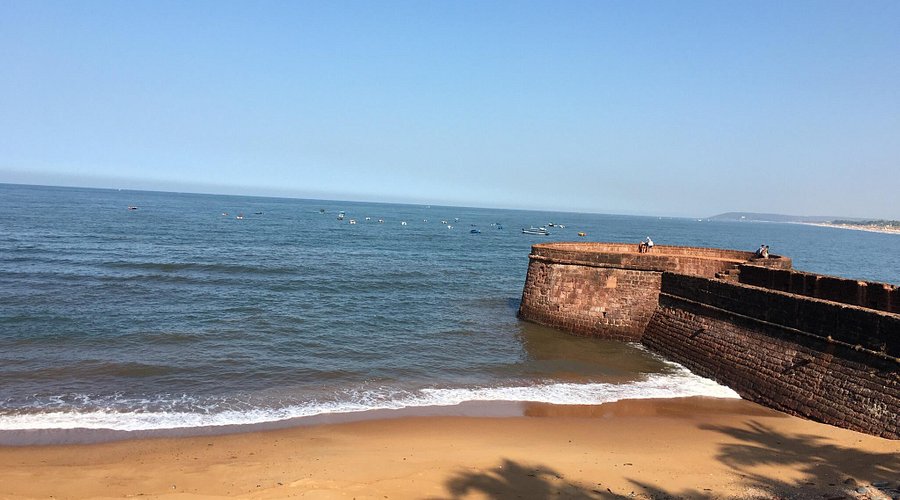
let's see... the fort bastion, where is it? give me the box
[518,242,899,439]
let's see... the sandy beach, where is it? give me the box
[1,398,897,499]
[805,222,900,236]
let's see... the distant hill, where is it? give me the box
[707,212,862,223]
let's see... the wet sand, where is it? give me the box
[1,397,897,499]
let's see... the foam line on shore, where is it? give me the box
[0,369,738,432]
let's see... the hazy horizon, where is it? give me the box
[2,1,898,219]
[7,180,895,223]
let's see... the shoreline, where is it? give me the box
[804,222,900,235]
[1,397,897,499]
[0,400,532,446]
[0,368,741,446]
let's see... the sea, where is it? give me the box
[1,183,898,444]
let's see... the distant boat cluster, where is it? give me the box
[325,210,583,236]
[126,205,585,236]
[519,222,578,236]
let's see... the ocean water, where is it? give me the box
[1,183,898,441]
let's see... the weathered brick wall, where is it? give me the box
[739,264,900,313]
[518,259,661,341]
[517,242,898,438]
[519,242,791,341]
[643,273,900,439]
[518,243,773,341]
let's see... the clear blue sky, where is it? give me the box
[2,1,898,218]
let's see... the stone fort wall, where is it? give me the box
[738,264,899,314]
[518,243,789,341]
[643,273,899,439]
[518,242,899,439]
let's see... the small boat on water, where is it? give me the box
[337,211,345,220]
[470,228,481,234]
[522,227,550,235]
[127,206,138,210]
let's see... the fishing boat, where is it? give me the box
[337,211,345,220]
[522,227,550,235]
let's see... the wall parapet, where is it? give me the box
[530,242,791,276]
[739,264,899,314]
[659,273,899,360]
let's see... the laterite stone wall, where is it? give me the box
[739,264,900,314]
[518,243,785,341]
[518,242,899,438]
[642,273,900,439]
[519,259,661,341]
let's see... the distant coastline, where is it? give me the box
[708,212,900,235]
[805,222,900,235]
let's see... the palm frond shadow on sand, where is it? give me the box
[435,458,612,499]
[432,420,899,499]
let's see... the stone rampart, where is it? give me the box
[518,242,899,438]
[519,243,789,341]
[529,242,791,275]
[739,264,900,314]
[519,259,661,341]
[643,273,899,439]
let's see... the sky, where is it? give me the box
[1,1,898,218]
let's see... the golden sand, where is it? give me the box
[1,398,897,499]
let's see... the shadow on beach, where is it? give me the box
[681,420,900,498]
[434,458,612,499]
[435,420,900,500]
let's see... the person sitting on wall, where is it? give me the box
[638,241,647,253]
[756,244,766,257]
[645,236,654,252]
[761,245,769,259]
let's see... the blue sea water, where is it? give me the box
[1,183,898,440]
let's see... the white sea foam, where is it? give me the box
[0,368,738,431]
